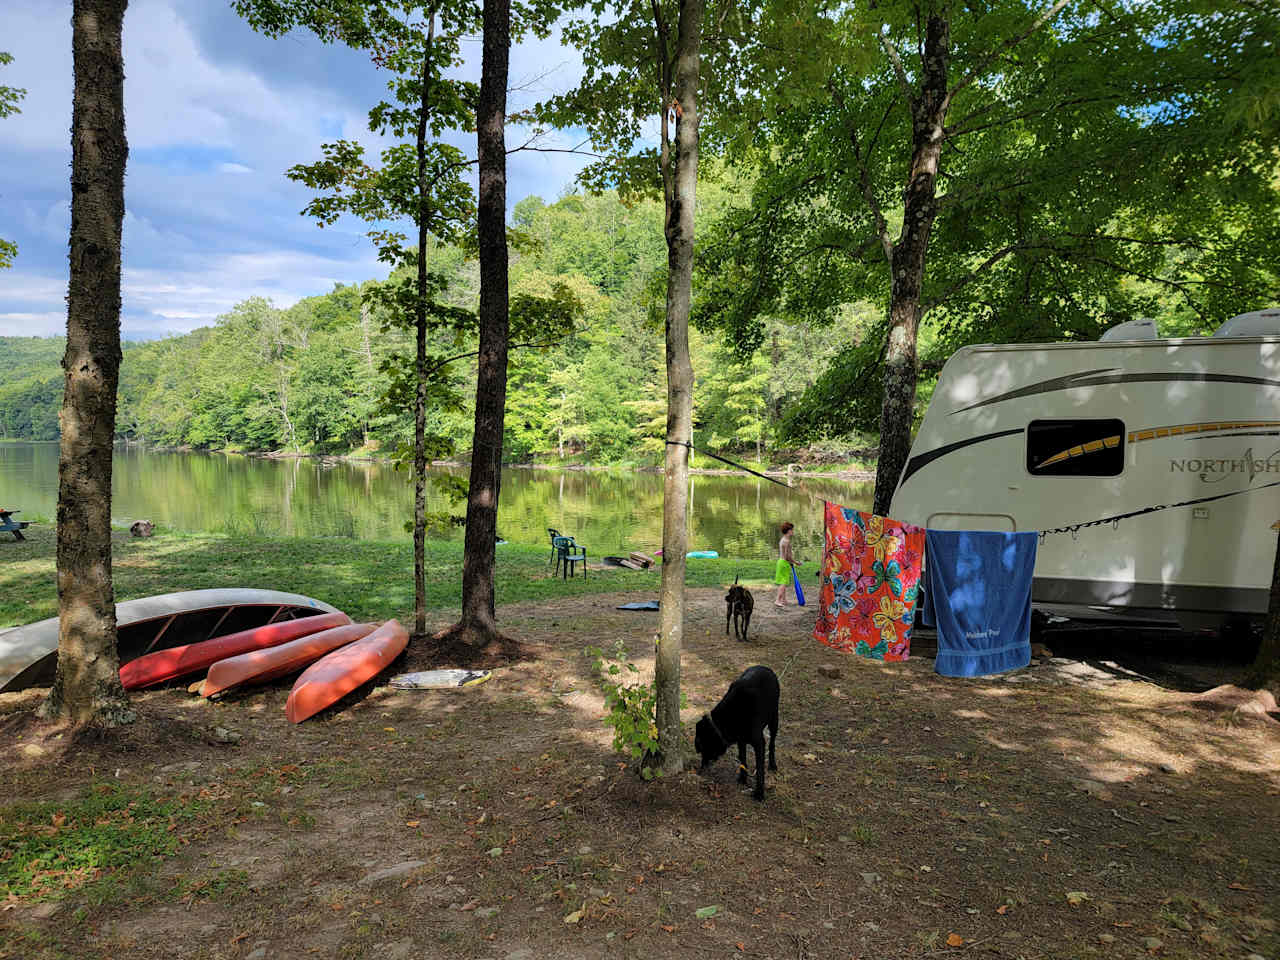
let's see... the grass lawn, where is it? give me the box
[0,524,812,630]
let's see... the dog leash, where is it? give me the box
[775,634,808,682]
[703,710,730,750]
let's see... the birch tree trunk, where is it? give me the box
[654,0,704,775]
[453,0,510,643]
[410,14,437,642]
[872,14,949,516]
[40,0,133,726]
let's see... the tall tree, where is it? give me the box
[0,51,26,269]
[698,0,1280,512]
[540,0,707,772]
[39,0,134,726]
[437,0,511,645]
[235,0,480,640]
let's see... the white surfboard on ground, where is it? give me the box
[390,669,491,689]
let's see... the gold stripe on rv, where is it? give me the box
[1039,421,1280,468]
[1038,434,1123,468]
[1125,420,1280,444]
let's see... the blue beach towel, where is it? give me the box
[922,530,1037,678]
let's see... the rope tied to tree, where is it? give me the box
[663,439,826,506]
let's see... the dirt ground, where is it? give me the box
[2,589,1278,960]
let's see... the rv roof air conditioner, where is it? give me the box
[1099,318,1159,341]
[1213,309,1280,338]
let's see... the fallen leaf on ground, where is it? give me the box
[996,904,1008,915]
[946,933,964,947]
[563,903,585,924]
[405,820,419,827]
[1066,891,1090,906]
[695,905,720,919]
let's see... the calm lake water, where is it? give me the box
[0,442,871,562]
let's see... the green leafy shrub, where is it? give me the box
[586,641,662,780]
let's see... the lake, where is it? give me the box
[0,442,871,562]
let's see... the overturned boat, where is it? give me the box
[0,588,341,693]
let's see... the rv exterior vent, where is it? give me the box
[1213,309,1280,338]
[1100,318,1159,341]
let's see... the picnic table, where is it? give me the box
[0,509,30,541]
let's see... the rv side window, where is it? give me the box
[1026,419,1125,477]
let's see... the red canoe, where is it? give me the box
[200,622,377,698]
[120,611,351,690]
[286,619,408,723]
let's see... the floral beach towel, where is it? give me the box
[813,502,925,662]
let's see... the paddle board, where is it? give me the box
[390,669,491,689]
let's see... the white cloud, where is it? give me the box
[0,0,597,341]
[0,313,65,337]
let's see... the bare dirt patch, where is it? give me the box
[3,589,1278,959]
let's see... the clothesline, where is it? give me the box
[663,439,827,505]
[664,439,1280,539]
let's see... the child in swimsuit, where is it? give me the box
[774,521,795,608]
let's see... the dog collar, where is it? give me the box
[703,711,728,749]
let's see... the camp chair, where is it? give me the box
[551,535,587,580]
[547,528,564,568]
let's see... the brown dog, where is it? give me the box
[725,575,753,641]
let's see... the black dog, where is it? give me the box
[694,665,779,801]
[725,576,754,641]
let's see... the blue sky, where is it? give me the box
[0,0,594,340]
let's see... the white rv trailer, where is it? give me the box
[889,311,1280,631]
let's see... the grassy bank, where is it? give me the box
[0,525,815,629]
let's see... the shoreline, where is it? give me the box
[123,441,878,482]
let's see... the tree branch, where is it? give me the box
[946,0,1072,107]
[425,337,573,379]
[780,238,880,271]
[1079,255,1261,321]
[831,85,893,264]
[878,30,916,105]
[922,242,1038,312]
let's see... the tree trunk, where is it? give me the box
[411,15,437,642]
[451,0,510,644]
[654,0,704,776]
[39,0,134,727]
[359,299,374,446]
[871,14,949,517]
[1250,527,1280,691]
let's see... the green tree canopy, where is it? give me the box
[695,0,1280,490]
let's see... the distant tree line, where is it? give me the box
[0,190,885,464]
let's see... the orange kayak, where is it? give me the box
[286,619,408,723]
[200,622,377,698]
[120,611,351,690]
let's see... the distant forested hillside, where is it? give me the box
[0,337,64,440]
[1,184,1252,461]
[0,190,876,463]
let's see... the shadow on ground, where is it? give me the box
[2,588,1277,960]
